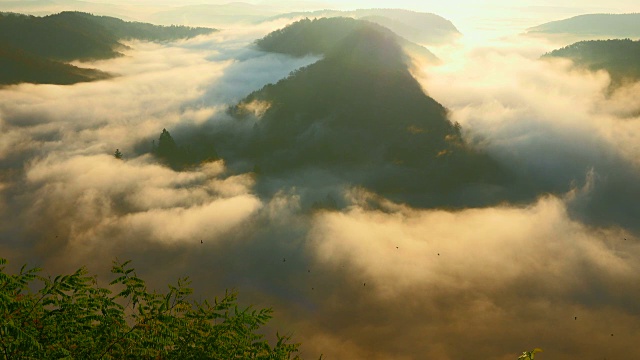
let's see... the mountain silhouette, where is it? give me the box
[227,18,507,208]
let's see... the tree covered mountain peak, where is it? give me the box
[222,18,507,208]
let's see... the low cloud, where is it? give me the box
[4,153,260,261]
[0,29,316,266]
[299,189,640,359]
[416,35,640,231]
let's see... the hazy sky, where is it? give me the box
[9,0,640,37]
[81,0,640,21]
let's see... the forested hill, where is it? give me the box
[255,17,439,63]
[542,39,640,87]
[226,18,507,208]
[0,11,216,85]
[265,8,461,45]
[0,11,215,61]
[527,13,640,39]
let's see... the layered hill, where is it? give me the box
[227,18,505,207]
[542,39,640,87]
[527,13,640,40]
[148,6,460,45]
[0,11,216,85]
[267,9,461,45]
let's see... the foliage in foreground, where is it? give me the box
[0,258,300,359]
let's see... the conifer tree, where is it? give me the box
[157,128,177,159]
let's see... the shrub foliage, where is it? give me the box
[0,258,300,359]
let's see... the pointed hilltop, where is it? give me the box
[228,18,506,208]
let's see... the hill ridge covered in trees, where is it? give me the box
[0,11,217,85]
[542,38,640,87]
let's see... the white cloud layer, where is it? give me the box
[302,189,640,359]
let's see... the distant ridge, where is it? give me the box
[527,13,640,39]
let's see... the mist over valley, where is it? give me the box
[2,2,640,359]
